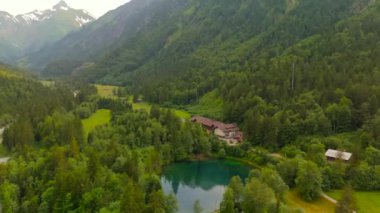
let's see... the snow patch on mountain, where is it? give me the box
[53,0,71,11]
[3,1,95,26]
[3,0,95,26]
[16,10,54,24]
[34,10,43,15]
[20,13,40,24]
[0,12,19,23]
[81,10,95,18]
[75,16,92,27]
[60,6,69,11]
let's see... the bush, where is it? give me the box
[218,148,226,159]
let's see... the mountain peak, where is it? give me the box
[53,0,70,11]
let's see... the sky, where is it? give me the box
[0,0,131,18]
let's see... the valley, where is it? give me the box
[85,84,356,212]
[1,0,380,212]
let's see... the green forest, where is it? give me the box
[2,0,380,212]
[0,68,217,212]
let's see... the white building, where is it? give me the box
[325,149,352,162]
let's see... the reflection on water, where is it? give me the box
[161,160,250,213]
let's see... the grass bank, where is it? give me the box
[327,190,380,213]
[95,85,119,99]
[222,155,261,169]
[286,190,335,213]
[186,90,224,120]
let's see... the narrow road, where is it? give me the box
[0,127,7,212]
[0,157,9,164]
[0,127,4,144]
[0,126,9,164]
[321,192,337,204]
[269,153,285,160]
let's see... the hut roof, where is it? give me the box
[325,149,352,161]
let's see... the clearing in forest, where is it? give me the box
[82,109,111,138]
[286,190,335,213]
[327,190,380,213]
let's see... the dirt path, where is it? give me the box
[0,127,4,144]
[0,157,9,164]
[321,192,337,204]
[269,153,286,160]
[0,127,9,164]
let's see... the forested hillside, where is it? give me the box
[31,0,380,105]
[3,0,380,211]
[22,0,380,151]
[25,0,184,73]
[0,66,215,212]
[0,65,75,126]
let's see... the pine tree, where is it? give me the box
[220,188,235,213]
[336,185,357,213]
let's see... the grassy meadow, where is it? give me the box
[95,84,119,99]
[286,190,335,213]
[327,190,380,213]
[81,109,111,138]
[186,90,224,120]
[40,80,55,87]
[132,102,191,119]
[95,84,192,119]
[0,69,21,79]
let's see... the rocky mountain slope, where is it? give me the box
[0,0,95,63]
[24,0,176,73]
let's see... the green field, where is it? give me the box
[173,109,191,119]
[95,84,191,119]
[0,69,21,79]
[95,84,119,99]
[132,102,191,119]
[40,80,55,87]
[81,109,111,138]
[186,90,224,120]
[327,190,380,213]
[286,190,335,213]
[132,102,152,112]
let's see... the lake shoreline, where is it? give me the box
[161,158,251,213]
[171,153,259,169]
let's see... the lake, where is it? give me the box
[161,159,250,213]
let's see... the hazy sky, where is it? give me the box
[0,0,131,18]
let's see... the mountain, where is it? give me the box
[5,1,380,211]
[0,0,95,64]
[22,0,380,116]
[29,0,377,81]
[24,0,185,74]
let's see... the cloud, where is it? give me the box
[0,0,131,18]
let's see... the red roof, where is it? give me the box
[191,116,216,128]
[191,116,239,132]
[234,131,244,141]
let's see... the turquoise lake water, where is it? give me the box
[161,159,250,213]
